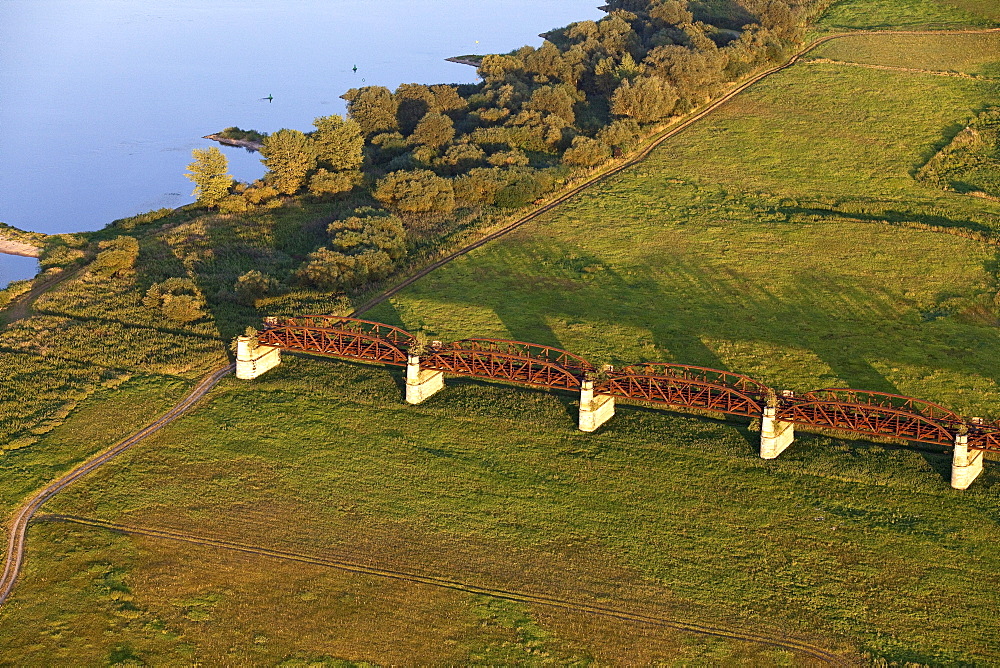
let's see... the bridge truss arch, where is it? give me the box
[420,338,590,390]
[258,316,414,366]
[599,363,767,418]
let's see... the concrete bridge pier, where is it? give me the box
[405,354,444,404]
[236,335,281,380]
[578,380,615,432]
[951,432,984,490]
[760,406,794,459]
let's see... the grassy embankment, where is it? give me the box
[2,27,1000,664]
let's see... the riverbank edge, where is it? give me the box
[445,55,483,67]
[204,133,264,152]
[0,224,45,259]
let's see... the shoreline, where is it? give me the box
[445,55,483,67]
[0,239,41,259]
[203,133,264,152]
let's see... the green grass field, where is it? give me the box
[812,31,1000,75]
[814,0,1000,32]
[1,357,997,664]
[4,21,1000,666]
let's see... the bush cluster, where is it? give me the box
[297,207,407,291]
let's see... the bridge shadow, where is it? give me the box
[379,234,1000,470]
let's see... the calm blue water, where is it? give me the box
[0,0,603,286]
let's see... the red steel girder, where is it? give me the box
[967,424,1000,453]
[447,339,595,375]
[421,346,584,390]
[800,388,963,423]
[777,399,955,446]
[257,325,409,366]
[265,316,415,347]
[618,363,770,397]
[598,372,764,417]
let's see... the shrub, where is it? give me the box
[143,277,206,324]
[234,270,279,305]
[373,170,455,215]
[494,170,555,208]
[309,169,362,196]
[487,148,530,167]
[597,118,642,152]
[453,167,508,207]
[90,236,139,279]
[244,184,280,205]
[217,193,252,214]
[437,143,486,175]
[562,136,612,167]
[296,207,407,291]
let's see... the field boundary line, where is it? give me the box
[0,363,235,606]
[38,513,856,665]
[350,26,1000,317]
[806,57,993,79]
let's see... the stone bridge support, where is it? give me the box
[405,354,444,405]
[760,406,794,459]
[236,336,281,380]
[951,433,984,490]
[578,380,615,432]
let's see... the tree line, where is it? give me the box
[186,0,824,297]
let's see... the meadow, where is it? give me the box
[1,356,998,664]
[813,0,1000,32]
[3,15,1000,667]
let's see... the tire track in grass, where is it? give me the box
[38,514,856,666]
[0,364,235,605]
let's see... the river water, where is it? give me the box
[0,0,603,286]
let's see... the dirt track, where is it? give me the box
[0,364,235,606]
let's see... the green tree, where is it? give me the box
[342,86,399,135]
[562,136,611,167]
[411,112,455,148]
[260,129,316,195]
[185,147,232,208]
[395,83,436,135]
[524,85,578,125]
[312,115,364,171]
[373,169,455,215]
[611,75,679,123]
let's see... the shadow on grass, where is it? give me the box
[776,204,997,236]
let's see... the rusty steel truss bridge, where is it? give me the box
[252,316,1000,458]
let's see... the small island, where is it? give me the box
[204,126,266,152]
[445,54,484,67]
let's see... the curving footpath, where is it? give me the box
[350,26,1000,316]
[0,363,235,605]
[40,514,854,665]
[2,23,999,658]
